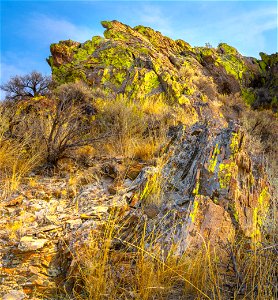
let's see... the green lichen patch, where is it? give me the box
[192,180,200,195]
[198,47,215,58]
[176,39,193,53]
[101,20,113,29]
[218,162,237,189]
[178,96,191,105]
[73,36,103,62]
[208,144,220,173]
[113,70,127,86]
[190,200,199,223]
[216,54,246,81]
[98,46,133,68]
[101,21,135,41]
[230,133,239,155]
[218,43,238,56]
[250,187,270,242]
[159,72,195,103]
[241,88,256,106]
[258,187,270,206]
[124,69,161,99]
[143,71,160,94]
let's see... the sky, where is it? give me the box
[1,1,277,89]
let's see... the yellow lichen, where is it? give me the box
[230,133,239,155]
[218,162,237,189]
[251,187,270,242]
[190,200,199,223]
[208,144,220,173]
[192,180,200,195]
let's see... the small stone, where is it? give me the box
[2,290,26,300]
[5,195,24,207]
[66,219,82,229]
[18,236,49,252]
[143,205,160,219]
[93,206,108,214]
[56,202,66,212]
[29,203,43,211]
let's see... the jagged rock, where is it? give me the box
[0,170,131,298]
[4,195,24,207]
[1,20,276,299]
[18,236,49,252]
[116,121,270,256]
[48,20,277,110]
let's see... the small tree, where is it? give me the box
[42,82,101,166]
[1,71,51,101]
[2,80,108,167]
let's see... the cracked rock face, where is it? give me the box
[1,20,275,298]
[0,174,130,298]
[116,121,269,256]
[164,121,269,244]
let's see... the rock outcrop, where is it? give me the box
[114,121,269,257]
[1,20,276,299]
[48,20,277,110]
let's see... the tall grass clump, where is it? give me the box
[0,105,42,197]
[94,94,197,160]
[63,209,231,300]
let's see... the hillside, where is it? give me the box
[48,20,278,110]
[0,21,277,300]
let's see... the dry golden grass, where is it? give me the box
[0,106,43,197]
[63,212,214,300]
[93,94,198,161]
[63,186,277,300]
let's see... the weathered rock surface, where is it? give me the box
[48,20,277,110]
[0,170,131,298]
[115,121,269,256]
[1,20,276,298]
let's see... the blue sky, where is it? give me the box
[1,1,277,88]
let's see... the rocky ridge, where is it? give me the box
[48,20,277,110]
[0,21,277,299]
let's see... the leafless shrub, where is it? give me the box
[3,82,106,167]
[1,71,51,101]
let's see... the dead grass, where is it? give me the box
[93,94,198,160]
[63,212,214,300]
[0,106,43,197]
[62,187,277,300]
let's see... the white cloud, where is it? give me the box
[134,4,174,36]
[26,14,99,44]
[176,5,277,57]
[217,7,277,55]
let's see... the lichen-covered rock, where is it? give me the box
[0,172,130,298]
[1,20,276,299]
[117,120,270,256]
[48,20,277,110]
[18,236,49,252]
[162,122,269,242]
[2,290,26,300]
[46,20,275,256]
